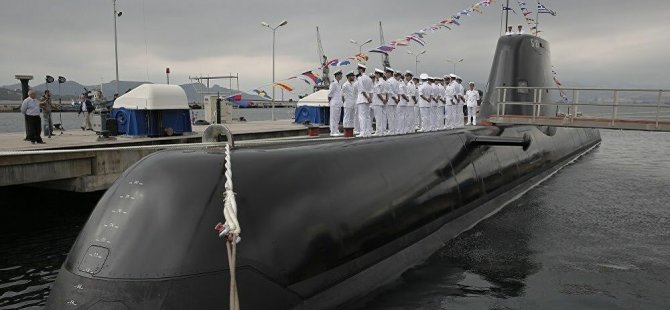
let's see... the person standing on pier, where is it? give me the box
[79,94,94,131]
[465,82,481,125]
[328,70,344,137]
[20,90,45,144]
[39,90,56,137]
[342,71,358,134]
[355,64,374,137]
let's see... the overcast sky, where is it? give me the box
[2,0,669,95]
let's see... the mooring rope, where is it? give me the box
[215,142,241,310]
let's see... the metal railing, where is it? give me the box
[493,87,670,130]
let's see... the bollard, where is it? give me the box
[308,126,320,137]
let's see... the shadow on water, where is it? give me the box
[0,186,101,309]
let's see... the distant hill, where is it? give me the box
[0,80,268,103]
[0,88,21,101]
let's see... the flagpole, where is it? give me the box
[535,0,540,37]
[505,0,510,30]
[500,4,504,36]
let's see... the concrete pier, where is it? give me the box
[0,120,326,192]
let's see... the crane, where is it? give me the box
[316,26,330,90]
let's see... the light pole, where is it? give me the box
[113,0,122,96]
[447,58,464,74]
[261,20,288,121]
[407,50,426,74]
[349,38,373,54]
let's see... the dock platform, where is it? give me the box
[0,120,326,192]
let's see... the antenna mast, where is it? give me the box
[379,21,391,69]
[316,26,330,90]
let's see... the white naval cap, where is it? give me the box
[419,73,429,80]
[346,71,356,76]
[449,74,457,78]
[455,75,462,80]
[333,69,343,75]
[375,68,384,74]
[469,81,475,85]
[385,67,394,73]
[405,70,413,76]
[357,63,367,69]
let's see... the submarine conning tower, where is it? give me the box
[480,34,554,119]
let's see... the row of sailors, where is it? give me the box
[328,64,480,137]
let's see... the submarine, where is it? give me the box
[46,35,600,309]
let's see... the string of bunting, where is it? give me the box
[253,0,499,96]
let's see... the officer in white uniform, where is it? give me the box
[355,64,374,137]
[465,82,481,125]
[328,70,344,136]
[342,71,357,131]
[428,77,439,131]
[454,76,466,128]
[384,68,399,135]
[417,74,432,132]
[372,68,387,136]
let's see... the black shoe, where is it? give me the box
[81,127,85,131]
[37,141,46,144]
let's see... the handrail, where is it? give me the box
[491,87,669,130]
[495,86,670,92]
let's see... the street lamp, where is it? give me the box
[349,38,373,54]
[407,50,426,74]
[112,0,122,96]
[261,20,288,121]
[446,58,464,74]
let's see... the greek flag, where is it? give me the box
[537,3,557,16]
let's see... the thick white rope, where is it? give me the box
[215,142,241,310]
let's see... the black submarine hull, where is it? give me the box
[45,126,600,309]
[46,35,601,309]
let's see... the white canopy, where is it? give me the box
[113,84,189,110]
[297,90,330,107]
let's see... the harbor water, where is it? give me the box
[1,130,669,309]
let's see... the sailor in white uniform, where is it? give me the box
[454,76,466,128]
[395,71,408,134]
[342,71,357,131]
[428,77,440,131]
[328,70,344,136]
[505,26,514,36]
[436,77,447,130]
[444,75,457,129]
[465,82,481,125]
[412,76,421,131]
[403,71,416,134]
[372,68,388,136]
[352,74,360,134]
[384,68,399,135]
[417,74,432,132]
[355,64,374,137]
